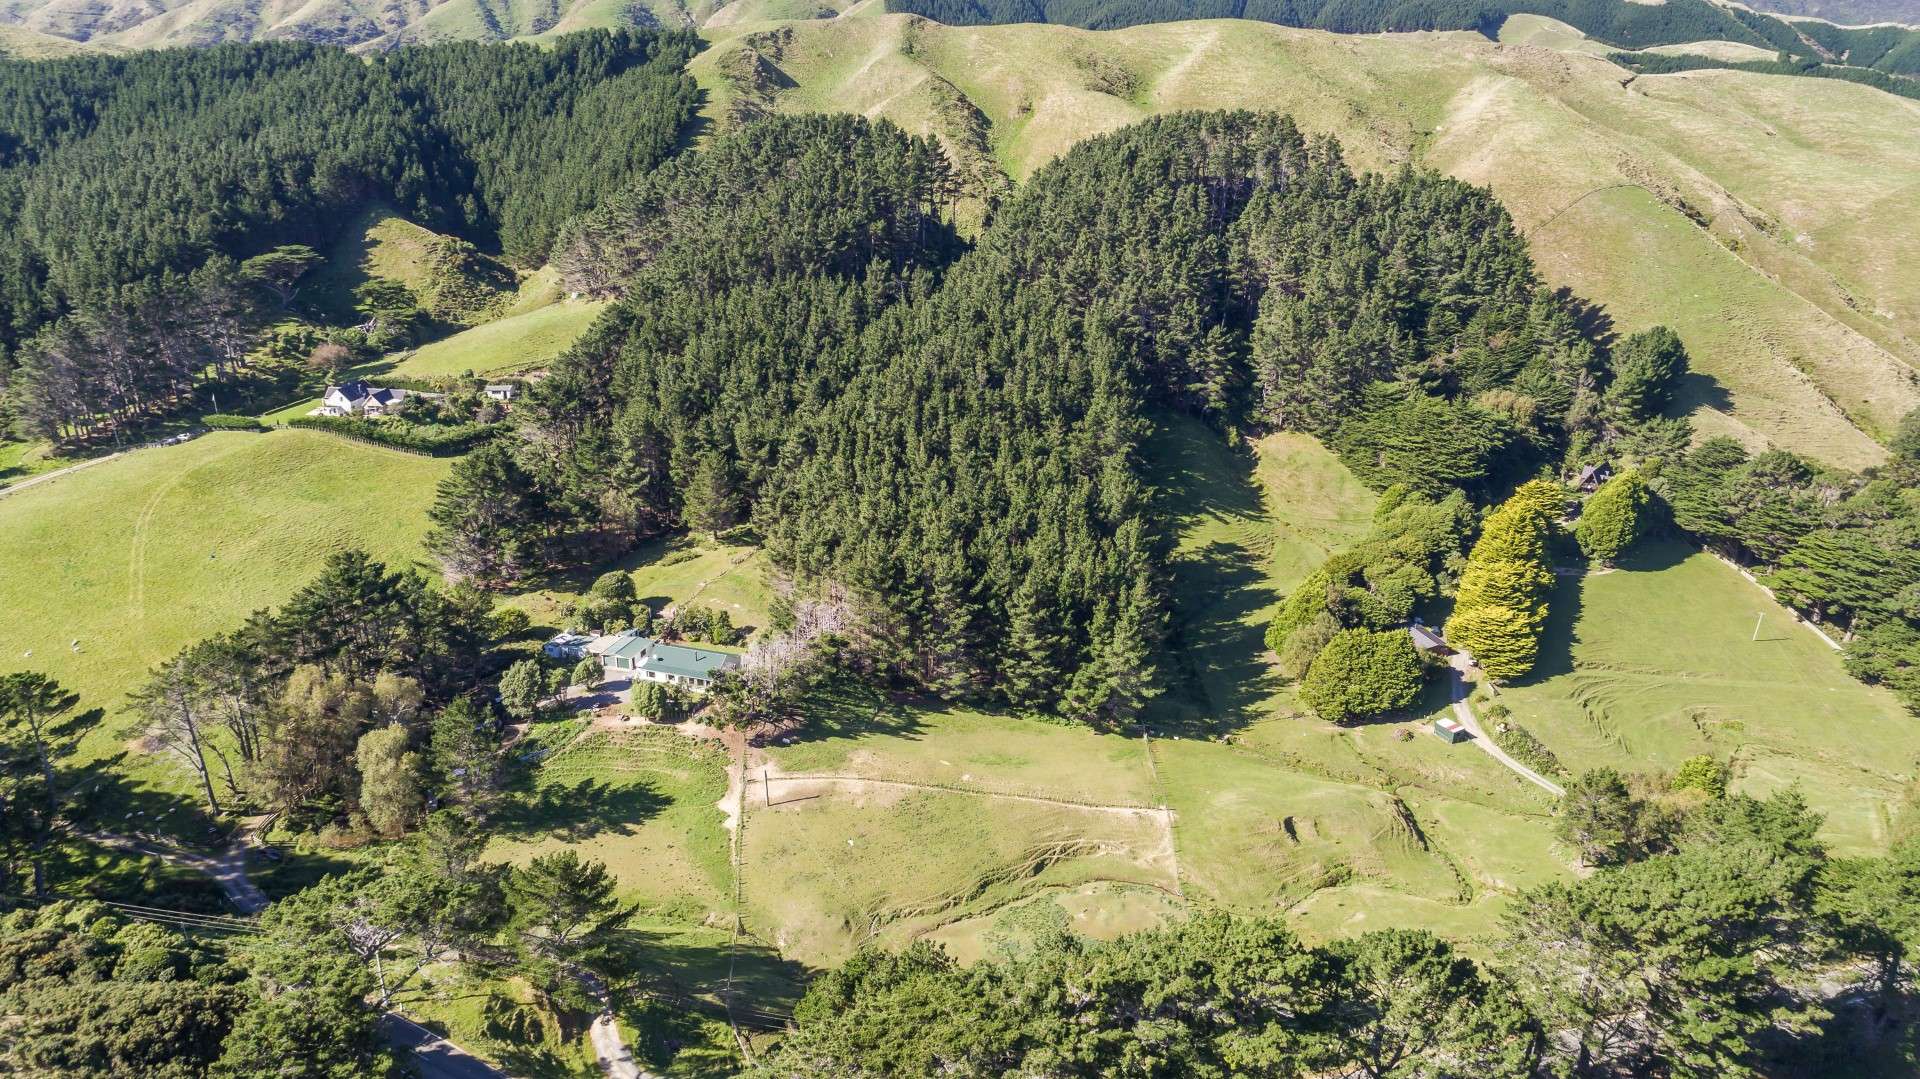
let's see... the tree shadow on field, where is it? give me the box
[1514,566,1586,686]
[491,776,669,841]
[786,682,929,745]
[1155,540,1284,737]
[1139,415,1287,739]
[1671,370,1734,418]
[1553,287,1618,354]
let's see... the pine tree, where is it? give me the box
[1575,471,1650,565]
[1001,579,1062,711]
[683,449,742,541]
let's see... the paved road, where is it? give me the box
[1445,660,1566,797]
[380,1014,516,1079]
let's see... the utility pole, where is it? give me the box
[1751,611,1764,642]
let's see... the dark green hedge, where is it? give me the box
[203,414,266,431]
[285,415,504,456]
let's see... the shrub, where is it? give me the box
[1490,720,1566,777]
[1671,755,1727,798]
[591,571,636,602]
[202,414,264,431]
[489,607,531,640]
[1299,628,1424,724]
[286,414,504,456]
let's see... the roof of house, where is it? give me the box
[325,380,406,406]
[546,631,592,649]
[602,633,658,661]
[1409,625,1450,651]
[637,642,741,682]
[485,383,517,392]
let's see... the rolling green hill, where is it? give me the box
[693,14,1920,469]
[0,430,449,821]
[0,0,679,51]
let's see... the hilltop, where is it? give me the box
[693,12,1920,469]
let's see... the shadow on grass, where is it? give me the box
[1139,413,1284,738]
[491,776,671,842]
[73,740,222,849]
[786,681,930,745]
[249,846,363,903]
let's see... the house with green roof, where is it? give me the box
[597,631,741,693]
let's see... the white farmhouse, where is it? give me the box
[319,380,411,417]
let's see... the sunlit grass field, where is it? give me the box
[0,430,448,822]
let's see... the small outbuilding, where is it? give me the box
[1575,463,1613,492]
[1432,717,1471,744]
[484,383,519,402]
[1408,624,1454,656]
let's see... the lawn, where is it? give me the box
[508,534,777,642]
[1496,540,1918,854]
[486,727,735,921]
[0,429,449,829]
[389,298,608,380]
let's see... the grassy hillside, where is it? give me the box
[0,0,666,51]
[1497,542,1918,855]
[692,15,1920,468]
[0,21,101,54]
[0,430,449,822]
[302,205,518,327]
[391,297,609,378]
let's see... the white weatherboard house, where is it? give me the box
[542,631,593,661]
[319,380,410,417]
[484,383,519,402]
[598,632,740,693]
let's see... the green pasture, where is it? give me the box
[389,299,607,380]
[0,430,448,826]
[741,779,1177,968]
[509,534,777,641]
[767,686,1159,807]
[1497,541,1917,854]
[486,727,735,919]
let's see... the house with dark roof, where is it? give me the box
[598,634,741,693]
[320,380,411,418]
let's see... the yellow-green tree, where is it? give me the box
[1445,486,1559,680]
